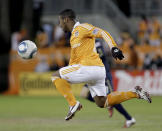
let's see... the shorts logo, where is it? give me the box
[75,31,79,37]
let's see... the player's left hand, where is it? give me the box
[111,47,124,60]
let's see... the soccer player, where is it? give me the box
[80,39,136,127]
[51,9,152,121]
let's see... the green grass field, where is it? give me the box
[0,96,162,131]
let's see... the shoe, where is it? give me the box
[123,117,136,128]
[135,86,152,103]
[108,106,113,118]
[65,101,82,121]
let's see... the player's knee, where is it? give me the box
[96,102,105,108]
[94,96,106,108]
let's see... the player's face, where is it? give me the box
[59,16,68,32]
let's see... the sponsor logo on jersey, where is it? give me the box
[75,31,79,37]
[71,43,81,48]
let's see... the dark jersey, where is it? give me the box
[95,39,113,93]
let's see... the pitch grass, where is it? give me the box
[0,96,162,131]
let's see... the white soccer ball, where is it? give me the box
[18,40,37,59]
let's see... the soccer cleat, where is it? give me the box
[65,101,82,121]
[123,117,136,128]
[135,86,152,103]
[108,106,113,118]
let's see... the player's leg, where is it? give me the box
[93,96,107,108]
[52,70,77,107]
[113,104,131,120]
[88,73,137,108]
[106,78,136,127]
[115,105,132,120]
[93,86,151,108]
[104,86,152,108]
[81,66,133,108]
[106,76,151,107]
[82,81,136,127]
[113,104,136,128]
[81,79,134,122]
[89,76,151,108]
[51,66,82,121]
[87,66,136,108]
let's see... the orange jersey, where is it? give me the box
[69,22,117,66]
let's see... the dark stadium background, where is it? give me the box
[0,0,131,93]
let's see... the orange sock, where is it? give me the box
[105,91,138,107]
[53,78,77,106]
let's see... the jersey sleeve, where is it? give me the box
[88,26,117,49]
[78,24,117,49]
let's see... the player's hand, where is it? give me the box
[111,47,124,60]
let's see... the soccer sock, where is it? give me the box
[53,78,77,106]
[105,91,138,107]
[114,104,132,120]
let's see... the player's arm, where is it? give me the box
[89,27,124,60]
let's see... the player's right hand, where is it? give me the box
[111,47,124,60]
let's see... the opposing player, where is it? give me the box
[51,9,152,121]
[80,39,136,128]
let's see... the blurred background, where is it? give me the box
[0,0,162,131]
[0,0,162,96]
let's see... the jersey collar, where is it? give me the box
[72,21,80,32]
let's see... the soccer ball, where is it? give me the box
[18,40,37,59]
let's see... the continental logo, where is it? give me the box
[19,72,84,96]
[20,73,54,92]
